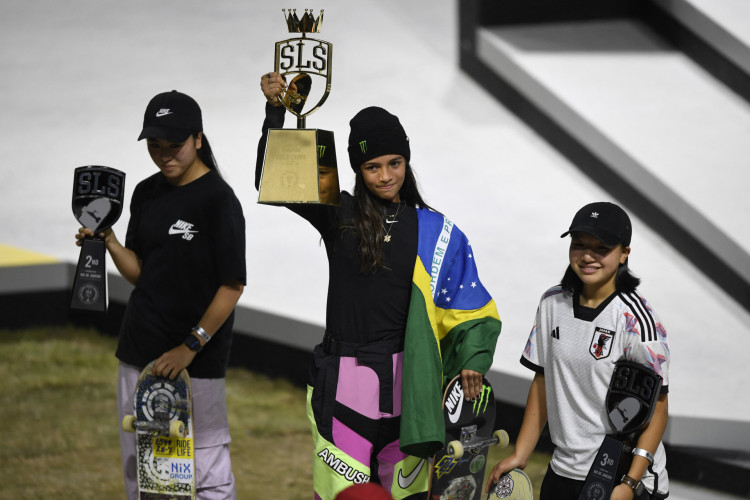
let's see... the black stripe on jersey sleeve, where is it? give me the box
[520,356,544,375]
[619,292,657,342]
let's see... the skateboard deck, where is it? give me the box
[122,360,195,500]
[429,375,508,500]
[487,468,533,499]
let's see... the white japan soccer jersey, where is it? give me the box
[522,286,670,494]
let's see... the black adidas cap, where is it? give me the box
[561,202,632,246]
[137,90,202,142]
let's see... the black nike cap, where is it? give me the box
[137,90,202,143]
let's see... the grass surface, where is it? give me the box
[0,327,549,499]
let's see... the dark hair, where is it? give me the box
[196,133,220,175]
[560,257,641,295]
[351,162,432,273]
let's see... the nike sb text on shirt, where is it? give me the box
[169,220,198,240]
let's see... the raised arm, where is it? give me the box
[255,72,288,190]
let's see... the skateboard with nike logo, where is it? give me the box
[428,375,509,500]
[122,360,195,499]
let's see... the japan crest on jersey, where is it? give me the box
[590,327,615,360]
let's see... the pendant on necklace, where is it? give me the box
[384,234,392,243]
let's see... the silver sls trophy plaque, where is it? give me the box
[258,9,340,205]
[70,165,125,312]
[578,360,662,500]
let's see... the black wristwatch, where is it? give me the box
[184,333,203,352]
[620,475,645,496]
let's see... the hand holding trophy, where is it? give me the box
[258,9,340,206]
[70,165,125,312]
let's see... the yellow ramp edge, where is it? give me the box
[0,244,59,267]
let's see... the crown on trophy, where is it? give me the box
[283,8,324,33]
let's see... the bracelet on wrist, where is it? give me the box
[192,325,211,343]
[632,447,654,466]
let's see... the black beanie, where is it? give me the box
[316,129,337,168]
[347,106,410,171]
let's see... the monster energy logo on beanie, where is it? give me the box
[347,106,410,171]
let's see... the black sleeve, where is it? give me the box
[520,356,544,375]
[286,199,340,236]
[125,181,145,257]
[214,192,247,286]
[255,102,288,190]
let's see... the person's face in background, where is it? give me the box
[318,165,340,205]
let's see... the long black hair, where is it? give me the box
[559,255,641,295]
[197,133,220,176]
[351,162,433,273]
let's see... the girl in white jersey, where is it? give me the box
[486,202,670,500]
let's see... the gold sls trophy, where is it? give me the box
[258,9,340,205]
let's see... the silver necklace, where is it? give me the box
[382,203,404,243]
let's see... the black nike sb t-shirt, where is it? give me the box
[116,170,246,378]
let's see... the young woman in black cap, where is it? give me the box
[485,202,670,500]
[76,90,246,499]
[257,73,502,500]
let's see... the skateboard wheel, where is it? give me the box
[447,440,464,459]
[122,415,136,433]
[493,429,510,448]
[170,420,186,438]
